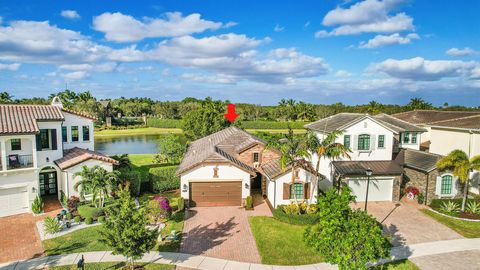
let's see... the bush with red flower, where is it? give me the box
[404,186,420,199]
[154,196,172,219]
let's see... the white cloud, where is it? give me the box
[446,47,478,57]
[274,24,285,32]
[61,71,88,80]
[223,21,238,28]
[46,71,57,76]
[372,57,479,81]
[60,10,81,19]
[59,62,117,72]
[335,70,352,77]
[304,21,310,28]
[0,62,21,71]
[181,73,237,84]
[316,0,414,37]
[93,12,223,42]
[359,33,419,48]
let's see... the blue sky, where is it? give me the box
[0,0,479,105]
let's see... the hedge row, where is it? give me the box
[149,165,180,193]
[146,118,182,128]
[272,207,320,225]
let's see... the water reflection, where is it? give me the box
[94,134,186,155]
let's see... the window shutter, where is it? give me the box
[304,183,310,199]
[352,135,358,151]
[283,183,290,199]
[435,176,442,196]
[370,135,376,150]
[51,129,57,150]
[35,134,42,151]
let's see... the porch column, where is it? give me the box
[31,135,38,168]
[0,139,6,171]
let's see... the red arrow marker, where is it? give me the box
[224,103,239,122]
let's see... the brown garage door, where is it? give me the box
[190,181,242,207]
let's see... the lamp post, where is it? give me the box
[364,168,373,212]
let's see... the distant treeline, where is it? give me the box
[1,90,479,125]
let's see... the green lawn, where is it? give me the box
[95,127,183,136]
[371,260,420,270]
[50,262,174,270]
[421,209,480,238]
[248,216,323,265]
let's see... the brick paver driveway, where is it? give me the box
[411,250,480,270]
[353,201,463,246]
[180,206,262,263]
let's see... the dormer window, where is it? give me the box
[411,133,417,144]
[71,126,79,142]
[403,132,410,143]
[358,134,370,151]
[344,135,351,149]
[253,152,260,163]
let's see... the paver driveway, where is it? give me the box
[411,250,480,270]
[180,206,262,263]
[353,201,463,246]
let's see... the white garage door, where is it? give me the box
[348,178,393,202]
[0,187,29,217]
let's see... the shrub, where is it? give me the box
[60,190,68,207]
[404,186,420,198]
[441,201,460,214]
[78,205,105,220]
[31,195,43,214]
[98,216,106,223]
[177,197,185,212]
[44,216,62,235]
[466,201,480,214]
[272,207,320,225]
[66,213,73,220]
[241,120,308,129]
[85,217,94,225]
[153,196,172,219]
[417,193,425,204]
[299,203,308,214]
[74,216,81,223]
[67,196,80,212]
[307,204,318,215]
[125,171,142,197]
[149,166,180,193]
[146,118,182,128]
[246,196,253,210]
[283,204,300,215]
[146,200,162,224]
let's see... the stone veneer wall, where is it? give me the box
[237,144,280,167]
[392,174,402,201]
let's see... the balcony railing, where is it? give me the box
[7,154,34,170]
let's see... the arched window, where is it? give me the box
[358,134,370,151]
[441,175,453,195]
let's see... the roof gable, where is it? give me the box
[0,104,64,135]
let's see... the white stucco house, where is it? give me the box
[176,127,319,208]
[0,97,118,217]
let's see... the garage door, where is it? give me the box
[190,181,242,207]
[348,178,393,202]
[0,187,29,217]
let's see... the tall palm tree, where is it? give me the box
[436,150,480,211]
[267,128,310,204]
[306,130,351,204]
[74,165,121,208]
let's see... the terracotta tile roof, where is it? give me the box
[392,110,480,125]
[332,160,403,176]
[305,113,425,134]
[177,126,261,175]
[55,147,119,170]
[0,104,64,135]
[62,108,97,121]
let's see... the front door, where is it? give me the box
[39,172,57,196]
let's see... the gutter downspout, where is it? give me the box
[273,178,276,209]
[425,172,429,205]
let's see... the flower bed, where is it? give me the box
[429,198,480,220]
[272,204,320,225]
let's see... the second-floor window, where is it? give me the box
[62,126,68,142]
[403,132,410,143]
[358,134,370,151]
[83,126,90,141]
[411,133,417,144]
[344,135,351,148]
[11,139,21,151]
[378,135,385,148]
[253,152,260,163]
[40,129,50,149]
[71,126,79,142]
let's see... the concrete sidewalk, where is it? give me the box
[1,238,479,270]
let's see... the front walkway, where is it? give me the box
[2,238,480,270]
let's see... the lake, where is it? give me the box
[94,134,186,155]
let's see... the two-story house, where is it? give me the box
[0,97,118,217]
[176,126,320,208]
[305,113,426,202]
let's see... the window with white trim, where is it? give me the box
[358,134,370,151]
[441,175,453,195]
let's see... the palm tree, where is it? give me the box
[367,101,382,115]
[74,165,121,208]
[267,128,310,204]
[406,98,433,110]
[436,150,480,211]
[305,130,351,204]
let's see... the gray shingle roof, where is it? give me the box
[260,158,320,179]
[304,113,426,134]
[332,160,403,176]
[398,148,442,173]
[430,115,480,130]
[176,127,261,175]
[393,110,480,125]
[0,104,64,135]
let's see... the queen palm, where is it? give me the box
[306,130,351,204]
[436,150,480,212]
[74,165,121,208]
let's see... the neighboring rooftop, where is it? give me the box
[332,160,403,176]
[396,148,442,173]
[393,110,480,125]
[55,147,119,170]
[305,113,426,134]
[176,126,264,175]
[429,114,480,130]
